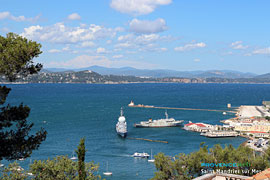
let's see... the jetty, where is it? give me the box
[127,137,168,144]
[128,101,235,113]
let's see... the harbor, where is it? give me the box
[2,83,270,180]
[128,100,270,142]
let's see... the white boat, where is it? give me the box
[116,107,127,138]
[223,112,227,115]
[134,111,183,128]
[148,149,155,162]
[70,151,77,160]
[27,172,34,176]
[18,158,25,161]
[103,161,112,176]
[0,163,4,167]
[132,152,150,158]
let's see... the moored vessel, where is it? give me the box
[103,161,112,176]
[116,107,127,138]
[134,111,183,128]
[148,149,155,162]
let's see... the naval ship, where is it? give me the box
[116,108,127,138]
[134,111,183,128]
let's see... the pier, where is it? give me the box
[127,137,168,144]
[128,103,235,113]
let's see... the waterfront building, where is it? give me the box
[246,131,269,138]
[234,122,270,133]
[184,122,213,132]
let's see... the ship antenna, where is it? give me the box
[120,107,123,116]
[165,110,168,119]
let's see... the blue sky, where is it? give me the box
[1,0,270,74]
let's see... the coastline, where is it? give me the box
[2,81,270,85]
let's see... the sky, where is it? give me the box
[0,0,270,74]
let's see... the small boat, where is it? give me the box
[11,166,24,171]
[18,158,25,161]
[0,163,4,167]
[27,172,34,176]
[103,161,112,176]
[223,112,227,115]
[148,149,155,162]
[132,152,150,158]
[70,151,77,160]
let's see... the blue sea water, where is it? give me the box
[2,83,270,179]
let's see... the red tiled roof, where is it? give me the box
[184,123,206,127]
[249,131,267,134]
[184,123,194,126]
[196,123,206,127]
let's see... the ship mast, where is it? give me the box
[165,110,168,119]
[120,107,124,116]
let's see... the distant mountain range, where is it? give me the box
[44,66,261,79]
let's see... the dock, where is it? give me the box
[127,137,168,144]
[200,131,239,138]
[128,103,235,113]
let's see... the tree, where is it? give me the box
[152,144,270,180]
[1,161,28,180]
[76,138,87,180]
[1,156,101,180]
[0,33,42,82]
[29,155,101,180]
[0,32,47,161]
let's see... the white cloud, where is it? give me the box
[129,18,167,34]
[0,11,40,22]
[106,40,112,44]
[81,41,95,47]
[48,49,62,53]
[67,13,81,20]
[194,58,200,62]
[110,0,172,15]
[62,46,70,51]
[174,42,206,52]
[115,42,134,49]
[96,47,107,54]
[21,23,121,44]
[48,46,77,53]
[231,41,248,49]
[159,47,167,52]
[115,33,172,52]
[46,55,156,69]
[113,54,124,58]
[252,47,270,55]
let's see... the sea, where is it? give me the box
[2,83,270,180]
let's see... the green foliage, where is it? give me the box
[0,156,101,180]
[0,33,42,81]
[30,156,101,180]
[77,138,87,180]
[152,144,270,180]
[0,161,29,180]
